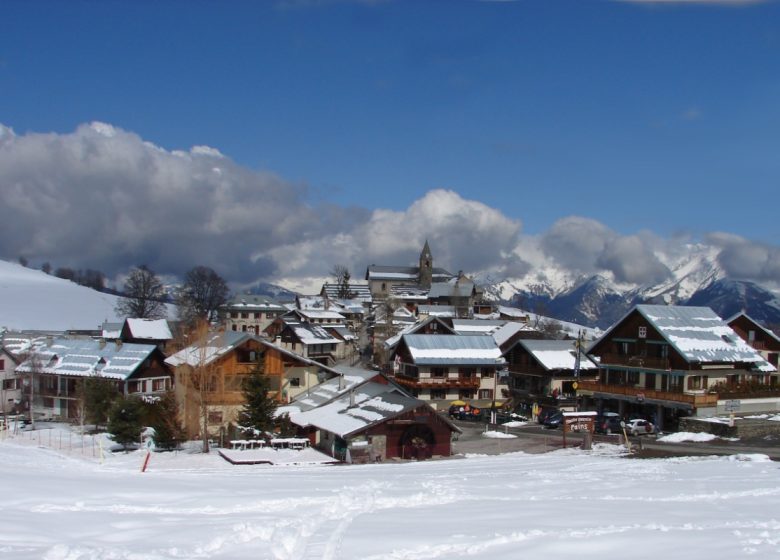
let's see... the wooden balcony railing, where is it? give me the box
[578,380,718,407]
[394,374,480,390]
[598,353,671,370]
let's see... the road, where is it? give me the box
[447,417,780,461]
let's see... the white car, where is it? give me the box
[625,418,656,436]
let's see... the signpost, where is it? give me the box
[562,411,596,449]
[725,400,741,427]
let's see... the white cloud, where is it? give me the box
[1,121,777,293]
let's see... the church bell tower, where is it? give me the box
[419,240,433,288]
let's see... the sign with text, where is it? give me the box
[724,400,741,412]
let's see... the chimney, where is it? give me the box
[339,375,345,391]
[115,339,123,350]
[275,336,282,345]
[99,338,106,349]
[349,389,355,408]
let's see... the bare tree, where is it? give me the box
[176,266,230,325]
[115,265,167,319]
[330,264,353,299]
[170,320,221,452]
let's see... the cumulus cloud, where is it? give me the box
[1,121,777,292]
[0,122,345,283]
[707,232,780,283]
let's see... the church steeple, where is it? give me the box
[419,240,433,288]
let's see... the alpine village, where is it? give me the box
[2,242,779,465]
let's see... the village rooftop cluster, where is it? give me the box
[2,243,779,463]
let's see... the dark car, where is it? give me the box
[543,411,564,429]
[594,413,622,435]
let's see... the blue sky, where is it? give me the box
[1,0,779,286]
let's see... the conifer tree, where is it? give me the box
[239,360,277,438]
[148,391,185,451]
[107,396,145,450]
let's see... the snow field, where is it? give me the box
[1,434,779,559]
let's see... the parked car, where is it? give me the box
[625,418,656,436]
[595,413,622,435]
[543,411,564,429]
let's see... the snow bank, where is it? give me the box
[658,432,719,443]
[482,430,518,439]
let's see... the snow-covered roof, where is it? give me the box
[124,318,172,340]
[383,316,456,350]
[428,279,474,299]
[726,312,780,345]
[16,338,157,380]
[514,339,598,372]
[592,305,775,372]
[328,325,357,341]
[223,295,285,311]
[402,334,504,366]
[286,382,423,439]
[497,305,530,320]
[277,369,381,414]
[389,285,430,299]
[292,323,342,345]
[165,331,343,375]
[321,283,372,302]
[452,319,507,335]
[491,321,532,348]
[297,309,347,321]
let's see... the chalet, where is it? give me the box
[392,334,507,405]
[0,347,21,415]
[119,318,172,350]
[583,305,777,430]
[15,337,172,421]
[278,369,460,462]
[264,313,348,366]
[165,331,342,440]
[505,339,598,414]
[220,294,287,335]
[365,241,454,298]
[727,312,780,370]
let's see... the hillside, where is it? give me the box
[0,260,125,331]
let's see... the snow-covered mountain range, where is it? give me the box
[478,244,780,329]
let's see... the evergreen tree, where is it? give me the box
[84,377,120,429]
[239,360,277,438]
[147,391,185,451]
[107,396,145,450]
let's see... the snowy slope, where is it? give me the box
[0,260,124,331]
[0,436,777,559]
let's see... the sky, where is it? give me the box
[1,0,779,290]
[2,433,779,559]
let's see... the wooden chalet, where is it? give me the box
[278,369,460,462]
[727,312,780,370]
[15,337,172,421]
[505,339,598,415]
[583,305,777,430]
[392,334,507,404]
[165,331,341,440]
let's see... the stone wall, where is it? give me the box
[680,417,780,439]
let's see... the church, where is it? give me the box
[364,241,455,299]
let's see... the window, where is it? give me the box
[481,368,494,378]
[431,367,447,378]
[0,358,4,370]
[627,372,639,385]
[290,377,301,387]
[128,381,141,393]
[431,389,446,399]
[152,378,166,392]
[241,312,248,319]
[479,389,493,400]
[207,411,223,424]
[687,376,703,390]
[459,368,476,378]
[638,326,647,339]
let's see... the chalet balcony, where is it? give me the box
[394,374,480,390]
[598,353,671,370]
[577,380,718,407]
